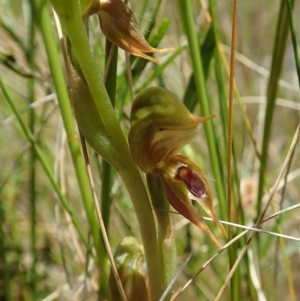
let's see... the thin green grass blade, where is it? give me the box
[27,5,37,297]
[183,26,216,112]
[101,40,118,231]
[257,0,295,216]
[271,2,300,299]
[142,0,162,40]
[285,0,300,87]
[0,19,27,52]
[176,0,226,220]
[0,199,11,300]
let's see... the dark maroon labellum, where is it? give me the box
[174,165,206,199]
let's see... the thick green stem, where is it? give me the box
[50,1,163,299]
[119,169,163,301]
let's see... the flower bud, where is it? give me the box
[109,237,150,301]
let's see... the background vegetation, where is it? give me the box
[0,0,299,300]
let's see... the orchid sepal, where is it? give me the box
[129,87,215,173]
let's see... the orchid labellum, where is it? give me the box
[129,87,227,248]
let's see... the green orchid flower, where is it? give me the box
[129,87,227,248]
